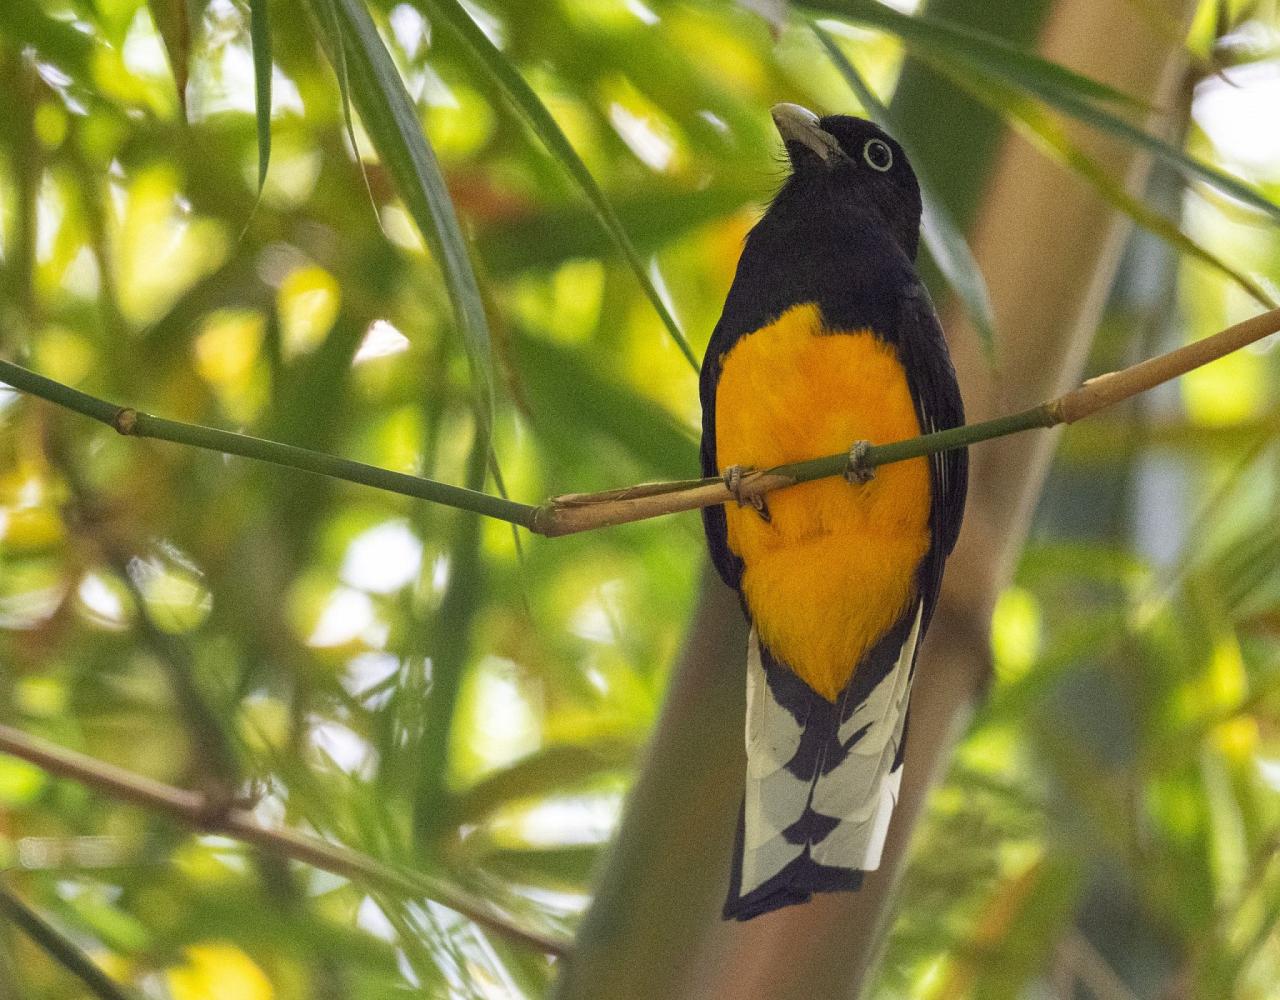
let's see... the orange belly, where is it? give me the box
[716,303,931,701]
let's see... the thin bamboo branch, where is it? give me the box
[0,724,568,956]
[532,304,1280,534]
[2,305,1278,538]
[1055,928,1143,1000]
[0,361,537,529]
[0,887,134,1000]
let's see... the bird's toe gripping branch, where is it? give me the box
[723,465,771,522]
[844,440,876,485]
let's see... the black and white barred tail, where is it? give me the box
[724,602,923,920]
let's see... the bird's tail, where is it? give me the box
[725,606,922,921]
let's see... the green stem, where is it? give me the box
[625,404,1056,497]
[0,887,134,1000]
[775,403,1056,483]
[0,359,537,529]
[0,355,1069,533]
[0,350,1202,535]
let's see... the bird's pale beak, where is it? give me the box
[770,103,844,166]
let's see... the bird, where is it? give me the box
[700,103,968,921]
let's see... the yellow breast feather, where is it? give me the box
[716,302,931,701]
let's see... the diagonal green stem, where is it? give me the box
[0,887,135,1000]
[777,403,1056,482]
[0,355,1027,529]
[0,359,537,528]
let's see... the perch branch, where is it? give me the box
[2,306,1278,536]
[531,304,1280,534]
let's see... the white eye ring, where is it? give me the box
[863,138,893,172]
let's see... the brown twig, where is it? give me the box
[0,724,568,956]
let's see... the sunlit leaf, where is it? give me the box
[167,942,275,1000]
[809,0,1150,111]
[314,0,498,431]
[149,0,190,117]
[248,0,273,190]
[417,0,701,372]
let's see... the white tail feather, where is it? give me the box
[810,602,922,871]
[741,628,808,893]
[739,604,923,897]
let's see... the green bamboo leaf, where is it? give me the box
[414,433,487,844]
[416,0,700,372]
[813,23,997,359]
[0,0,95,84]
[808,0,1149,111]
[314,0,521,531]
[1201,743,1250,900]
[149,0,190,117]
[248,0,273,190]
[965,80,1277,309]
[315,0,382,222]
[446,741,636,826]
[1027,83,1280,225]
[811,3,1280,224]
[480,846,600,886]
[0,889,132,1000]
[314,0,497,430]
[514,333,698,481]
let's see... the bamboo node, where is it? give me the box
[113,408,139,435]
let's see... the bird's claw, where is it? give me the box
[844,440,876,485]
[722,465,771,522]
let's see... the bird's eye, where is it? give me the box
[862,139,893,172]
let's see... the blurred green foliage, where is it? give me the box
[0,0,1278,998]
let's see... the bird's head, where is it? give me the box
[770,103,923,260]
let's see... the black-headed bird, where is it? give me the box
[701,104,968,920]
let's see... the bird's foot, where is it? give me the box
[844,440,876,485]
[722,465,771,522]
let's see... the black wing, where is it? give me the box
[700,321,744,591]
[897,279,968,631]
